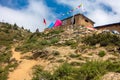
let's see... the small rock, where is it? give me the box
[102,72,120,80]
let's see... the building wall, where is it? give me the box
[78,15,94,28]
[62,15,77,26]
[62,14,94,28]
[96,24,120,32]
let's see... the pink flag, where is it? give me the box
[53,19,62,28]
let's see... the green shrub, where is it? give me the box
[71,43,78,49]
[49,29,64,35]
[32,60,120,80]
[65,40,75,46]
[69,54,80,58]
[52,51,60,56]
[53,62,75,80]
[98,51,106,57]
[0,52,12,63]
[76,61,108,80]
[48,57,55,60]
[0,51,12,80]
[50,37,59,44]
[83,33,120,47]
[40,40,50,45]
[65,40,78,48]
[15,43,45,53]
[56,59,65,63]
[70,61,82,66]
[0,67,8,80]
[32,65,52,80]
[27,37,37,43]
[32,63,75,80]
[107,61,120,72]
[7,62,19,70]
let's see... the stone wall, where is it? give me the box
[62,14,94,29]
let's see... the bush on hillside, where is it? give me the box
[32,60,120,80]
[65,40,78,49]
[0,67,8,80]
[107,61,120,72]
[65,40,75,46]
[0,51,12,63]
[82,32,120,46]
[39,40,50,46]
[98,51,106,57]
[76,61,108,80]
[53,62,75,80]
[50,37,59,44]
[32,65,52,80]
[70,61,82,66]
[48,29,64,35]
[15,42,45,53]
[0,24,30,46]
[52,50,60,56]
[56,59,65,63]
[16,35,60,52]
[69,53,80,58]
[0,51,13,80]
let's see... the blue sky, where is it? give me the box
[0,0,120,32]
[0,0,28,9]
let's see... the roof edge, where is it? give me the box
[61,13,95,24]
[95,22,120,28]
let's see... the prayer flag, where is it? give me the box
[43,18,46,25]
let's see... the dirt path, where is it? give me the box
[8,48,38,80]
[11,48,21,61]
[8,60,37,80]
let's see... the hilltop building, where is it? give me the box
[45,13,95,32]
[62,13,95,28]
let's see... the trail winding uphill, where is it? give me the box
[8,48,37,80]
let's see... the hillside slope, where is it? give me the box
[0,22,31,80]
[1,22,120,80]
[15,25,120,80]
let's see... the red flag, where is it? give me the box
[43,18,46,25]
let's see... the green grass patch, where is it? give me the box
[70,61,82,66]
[32,60,120,80]
[69,53,81,58]
[65,40,78,49]
[98,51,106,57]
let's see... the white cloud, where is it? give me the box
[56,0,120,27]
[0,0,56,32]
[0,0,120,31]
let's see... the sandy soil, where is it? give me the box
[8,48,38,80]
[8,60,37,80]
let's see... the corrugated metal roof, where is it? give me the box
[95,22,120,28]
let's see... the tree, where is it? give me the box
[36,28,39,33]
[13,23,18,30]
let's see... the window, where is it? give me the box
[85,19,89,22]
